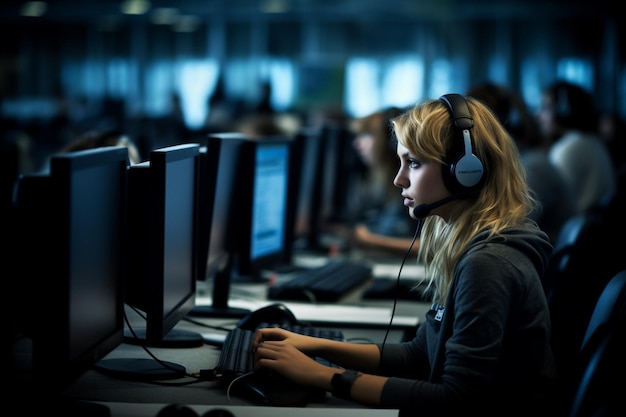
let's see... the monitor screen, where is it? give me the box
[123,143,201,347]
[236,137,292,279]
[12,146,128,391]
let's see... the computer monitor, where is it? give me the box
[286,126,327,254]
[235,135,293,279]
[194,137,221,284]
[287,124,359,255]
[319,124,360,225]
[123,142,201,346]
[12,146,128,391]
[94,143,202,381]
[190,133,251,318]
[189,133,293,318]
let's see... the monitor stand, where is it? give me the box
[123,328,204,348]
[93,328,198,380]
[187,263,251,319]
[93,357,186,381]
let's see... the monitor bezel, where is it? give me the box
[124,143,200,342]
[16,146,128,389]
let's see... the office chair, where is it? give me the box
[543,212,601,296]
[565,269,626,417]
[544,211,616,385]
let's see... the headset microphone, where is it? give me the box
[412,193,465,218]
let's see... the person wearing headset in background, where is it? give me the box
[537,80,616,214]
[251,94,558,416]
[467,82,577,243]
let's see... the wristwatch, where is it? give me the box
[331,369,361,400]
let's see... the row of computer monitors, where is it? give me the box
[10,125,357,391]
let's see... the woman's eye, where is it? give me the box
[408,159,421,169]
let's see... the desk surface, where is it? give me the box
[14,251,427,417]
[194,250,428,329]
[52,318,406,417]
[98,402,399,417]
[61,315,410,403]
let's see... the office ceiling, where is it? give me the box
[0,0,615,24]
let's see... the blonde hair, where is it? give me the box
[392,97,539,303]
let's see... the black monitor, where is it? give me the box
[286,126,327,253]
[235,135,293,279]
[189,133,293,318]
[318,124,360,225]
[190,133,251,318]
[194,137,221,284]
[287,124,359,255]
[123,143,201,345]
[95,143,203,381]
[12,146,127,392]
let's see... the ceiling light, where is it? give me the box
[20,1,47,17]
[121,0,151,16]
[151,7,179,25]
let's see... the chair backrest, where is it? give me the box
[542,213,600,297]
[567,269,626,417]
[544,209,624,384]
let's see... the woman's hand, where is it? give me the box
[253,330,335,388]
[252,327,316,355]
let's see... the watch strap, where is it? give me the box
[331,369,361,400]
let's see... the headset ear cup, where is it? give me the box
[439,94,485,194]
[442,151,484,194]
[454,152,484,188]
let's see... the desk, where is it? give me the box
[98,402,399,417]
[11,309,407,416]
[13,252,426,417]
[58,317,405,416]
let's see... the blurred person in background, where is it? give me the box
[42,128,142,170]
[468,82,577,242]
[343,106,420,256]
[537,80,616,214]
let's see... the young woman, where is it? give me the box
[251,94,558,416]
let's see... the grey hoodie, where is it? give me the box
[377,226,557,416]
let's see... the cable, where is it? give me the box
[122,308,201,382]
[380,219,423,358]
[226,371,255,403]
[182,316,235,332]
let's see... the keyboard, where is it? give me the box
[267,259,373,302]
[215,323,344,406]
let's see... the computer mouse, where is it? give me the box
[236,303,299,330]
[156,404,199,417]
[231,371,323,406]
[201,409,235,417]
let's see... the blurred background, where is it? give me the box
[0,0,623,170]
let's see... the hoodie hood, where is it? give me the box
[464,226,553,279]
